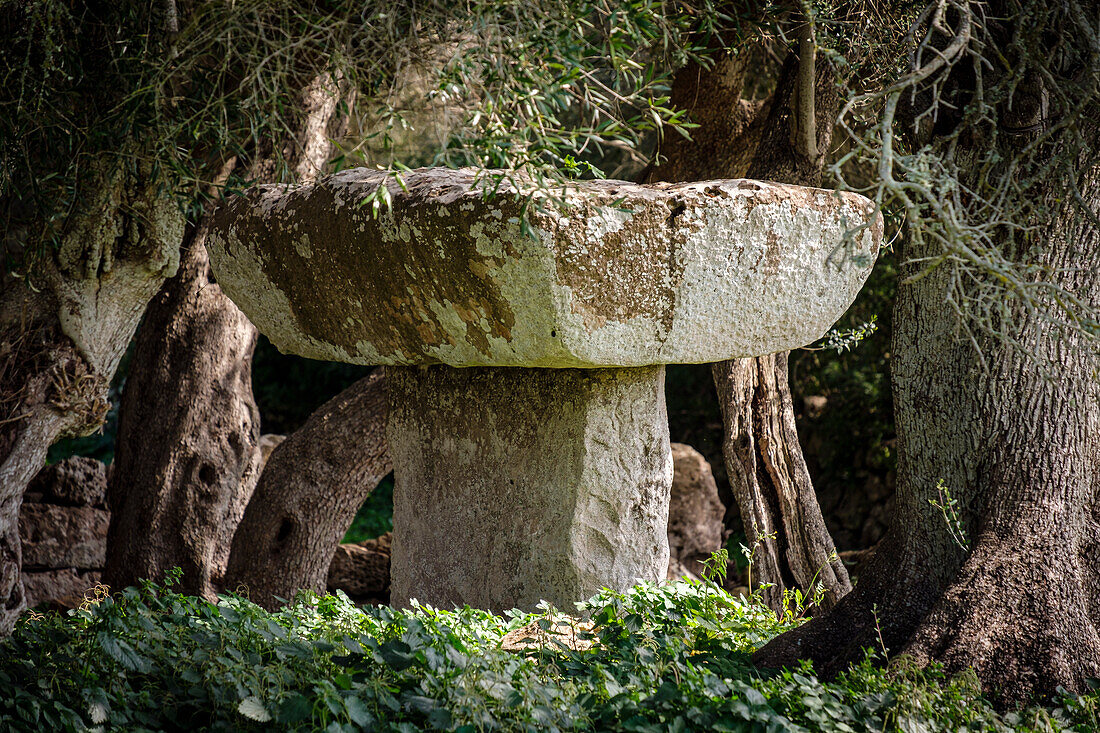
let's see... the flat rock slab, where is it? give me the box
[209,168,880,368]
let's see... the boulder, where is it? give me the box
[327,533,391,603]
[22,569,102,609]
[666,443,726,579]
[258,433,286,469]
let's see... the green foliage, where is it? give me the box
[929,479,969,552]
[422,0,726,178]
[816,315,879,354]
[344,477,395,544]
[1,0,740,259]
[701,548,730,586]
[790,256,898,547]
[3,575,1097,732]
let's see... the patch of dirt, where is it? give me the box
[500,617,595,652]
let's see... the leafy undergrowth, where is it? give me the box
[2,577,1097,732]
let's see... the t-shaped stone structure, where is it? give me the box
[207,167,880,612]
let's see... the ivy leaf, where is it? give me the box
[404,694,437,714]
[88,700,108,725]
[344,696,372,726]
[379,640,415,671]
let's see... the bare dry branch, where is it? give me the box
[795,17,818,160]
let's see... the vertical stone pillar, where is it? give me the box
[387,365,672,612]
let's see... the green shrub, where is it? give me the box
[343,477,395,544]
[1,574,1095,732]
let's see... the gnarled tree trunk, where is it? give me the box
[893,144,1100,699]
[223,371,391,609]
[751,195,984,677]
[641,52,770,184]
[755,158,1100,703]
[754,11,1100,702]
[712,354,852,610]
[104,230,261,598]
[647,43,851,609]
[0,158,184,631]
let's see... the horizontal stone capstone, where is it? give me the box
[208,167,881,367]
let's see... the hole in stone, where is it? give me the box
[550,330,557,338]
[667,200,686,227]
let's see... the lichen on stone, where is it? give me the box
[206,167,881,368]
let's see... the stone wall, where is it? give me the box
[21,457,108,608]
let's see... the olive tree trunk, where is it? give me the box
[103,229,261,598]
[646,45,851,609]
[755,161,1100,703]
[751,191,987,677]
[0,158,184,632]
[754,47,1100,704]
[223,371,391,609]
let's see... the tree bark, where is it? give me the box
[103,230,261,598]
[756,158,1100,703]
[897,157,1100,702]
[712,355,852,609]
[642,52,770,183]
[223,371,391,609]
[754,13,1100,703]
[0,158,184,632]
[647,44,851,609]
[751,209,982,676]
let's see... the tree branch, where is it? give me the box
[794,18,818,160]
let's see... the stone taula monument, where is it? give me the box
[207,167,881,612]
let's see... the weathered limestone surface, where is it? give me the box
[26,456,108,508]
[666,443,726,580]
[387,365,672,612]
[208,168,880,368]
[206,165,881,613]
